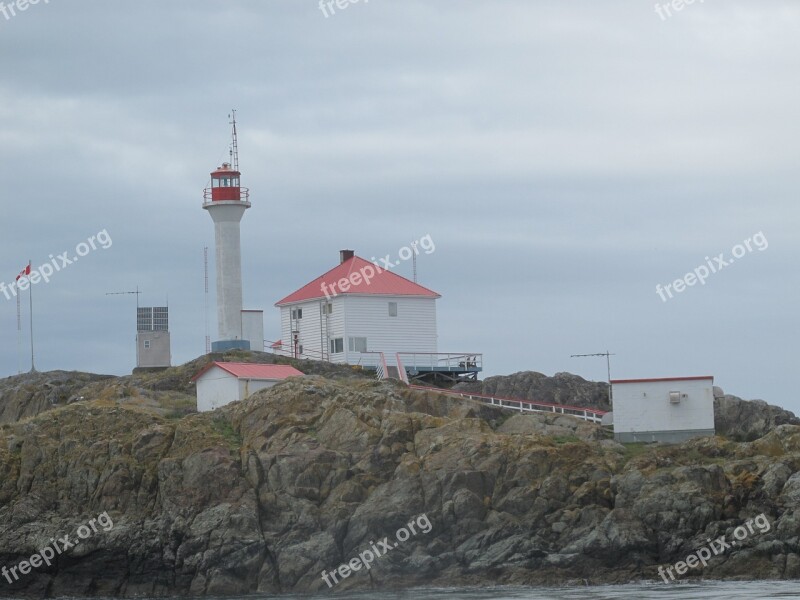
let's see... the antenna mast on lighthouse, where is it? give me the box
[229,109,240,171]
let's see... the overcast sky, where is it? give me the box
[1,0,798,412]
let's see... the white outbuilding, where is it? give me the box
[192,361,304,412]
[610,376,716,443]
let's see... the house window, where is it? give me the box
[322,303,333,315]
[292,308,303,320]
[348,337,367,353]
[143,340,151,350]
[388,302,398,317]
[330,338,344,354]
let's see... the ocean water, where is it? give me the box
[5,582,798,600]
[196,581,800,600]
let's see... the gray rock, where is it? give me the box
[715,394,800,441]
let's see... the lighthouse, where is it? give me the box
[204,113,252,352]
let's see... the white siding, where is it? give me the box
[342,295,437,365]
[196,367,240,412]
[278,295,437,366]
[238,378,279,399]
[280,297,345,361]
[612,378,715,440]
[279,306,290,352]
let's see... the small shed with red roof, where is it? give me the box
[193,361,304,412]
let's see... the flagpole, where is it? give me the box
[17,292,22,374]
[29,260,35,373]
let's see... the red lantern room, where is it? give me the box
[204,162,250,203]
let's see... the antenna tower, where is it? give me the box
[229,109,239,171]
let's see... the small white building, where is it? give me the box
[192,361,304,412]
[611,376,716,443]
[274,250,441,369]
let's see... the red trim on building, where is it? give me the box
[610,376,714,384]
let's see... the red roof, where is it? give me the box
[611,376,714,384]
[192,361,304,382]
[276,255,440,306]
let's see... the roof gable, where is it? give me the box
[276,255,440,306]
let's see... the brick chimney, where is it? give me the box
[339,249,355,264]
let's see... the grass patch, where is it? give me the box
[553,434,582,445]
[159,393,197,419]
[211,416,243,450]
[621,442,652,463]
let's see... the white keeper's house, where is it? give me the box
[272,250,482,384]
[611,375,716,443]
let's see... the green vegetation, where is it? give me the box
[553,434,582,445]
[621,442,652,463]
[211,416,243,450]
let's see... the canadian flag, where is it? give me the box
[16,263,31,281]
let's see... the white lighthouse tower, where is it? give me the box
[204,113,252,352]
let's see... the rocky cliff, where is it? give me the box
[0,370,114,425]
[1,365,800,597]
